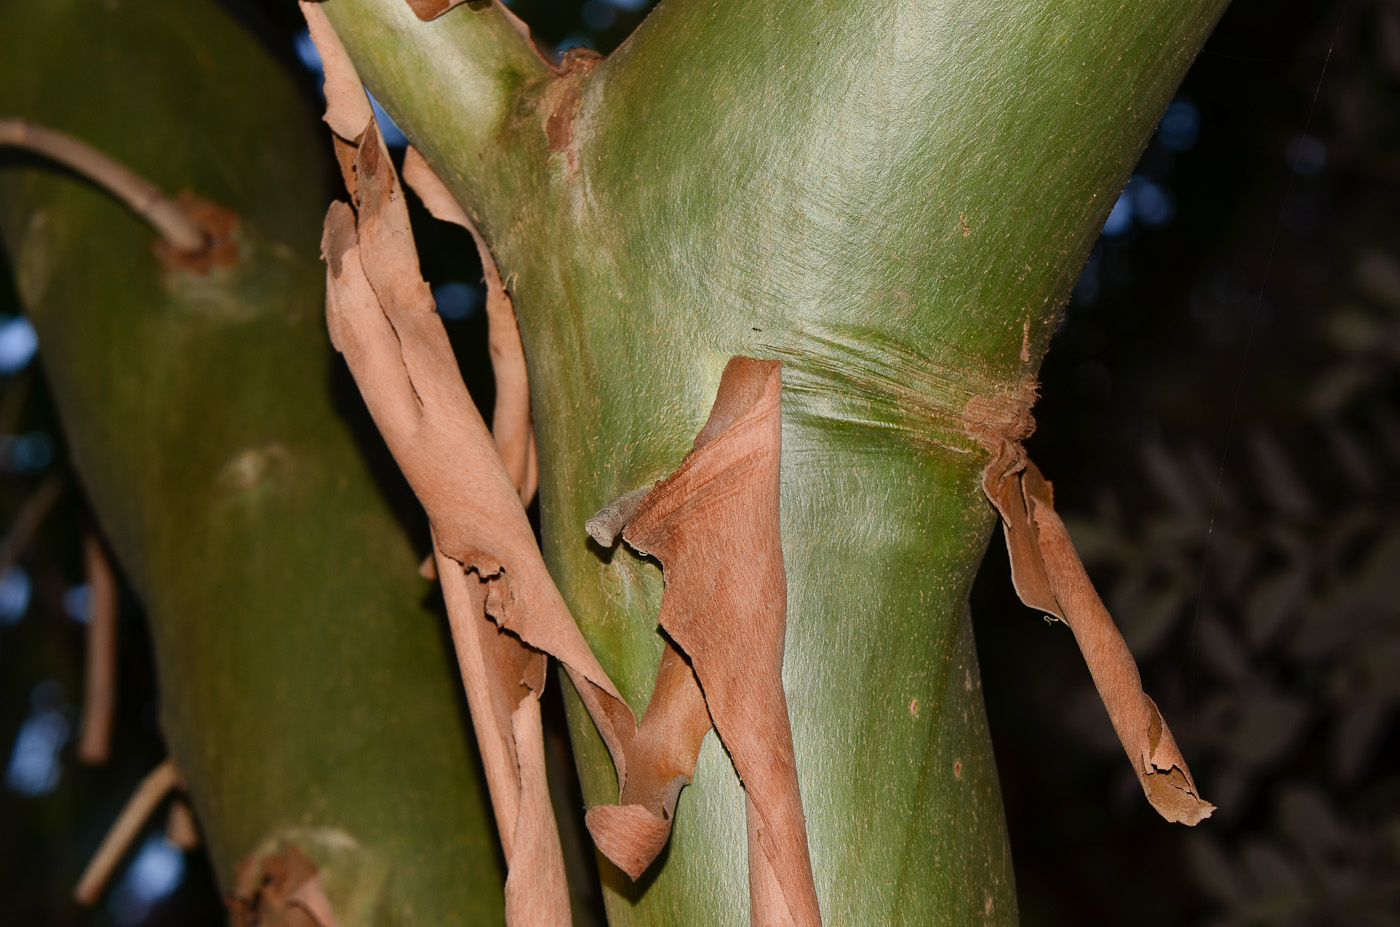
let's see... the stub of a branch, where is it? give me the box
[0,119,207,254]
[979,429,1214,826]
[230,842,338,927]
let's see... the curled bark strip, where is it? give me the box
[301,2,374,148]
[77,527,119,765]
[982,449,1214,825]
[322,160,590,924]
[304,13,605,922]
[333,127,635,756]
[402,147,538,505]
[0,119,205,252]
[75,760,184,905]
[585,640,710,879]
[619,357,822,927]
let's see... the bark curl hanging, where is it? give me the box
[973,400,1214,826]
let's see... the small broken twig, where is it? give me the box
[0,472,65,575]
[165,798,200,851]
[74,759,184,905]
[77,527,119,765]
[0,119,205,252]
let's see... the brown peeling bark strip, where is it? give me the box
[301,2,373,150]
[324,180,583,926]
[77,528,119,765]
[0,120,205,252]
[402,147,538,505]
[321,120,650,927]
[307,5,705,896]
[621,357,823,927]
[982,452,1214,826]
[434,539,534,852]
[585,640,711,879]
[75,760,183,905]
[435,531,570,927]
[339,126,635,762]
[303,13,602,922]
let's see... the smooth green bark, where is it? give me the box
[0,2,502,923]
[329,1,1229,924]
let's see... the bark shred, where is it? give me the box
[976,403,1214,826]
[594,358,822,926]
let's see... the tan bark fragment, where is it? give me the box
[306,7,735,903]
[585,641,710,879]
[981,445,1214,826]
[402,147,537,504]
[621,357,823,927]
[230,844,326,927]
[301,1,374,146]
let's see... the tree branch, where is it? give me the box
[320,0,554,236]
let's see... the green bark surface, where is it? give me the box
[330,1,1229,924]
[0,2,502,923]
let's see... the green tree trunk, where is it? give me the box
[0,2,502,924]
[327,0,1228,923]
[2,0,1229,924]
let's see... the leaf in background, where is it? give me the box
[1355,250,1400,315]
[1240,839,1308,912]
[1228,687,1309,770]
[1142,440,1207,517]
[1323,421,1379,493]
[1330,695,1391,786]
[1242,569,1308,650]
[1249,430,1316,520]
[1198,612,1252,682]
[1186,834,1249,907]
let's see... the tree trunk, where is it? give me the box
[325,0,1229,923]
[1,0,1229,924]
[0,2,502,923]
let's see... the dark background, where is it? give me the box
[1,0,1396,924]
